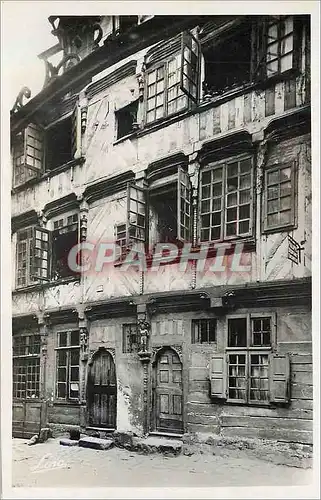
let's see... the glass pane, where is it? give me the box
[267,60,278,76]
[211,226,221,240]
[201,228,210,241]
[228,318,247,347]
[201,200,210,213]
[240,175,251,189]
[202,171,211,185]
[227,193,237,207]
[267,42,278,61]
[226,222,237,236]
[213,198,221,211]
[70,331,79,346]
[213,168,223,182]
[227,163,238,177]
[267,199,280,213]
[240,158,252,174]
[202,185,210,198]
[227,208,237,222]
[284,16,294,35]
[211,212,221,226]
[148,70,156,84]
[281,34,293,55]
[240,189,251,204]
[202,215,210,227]
[267,213,279,226]
[58,367,66,382]
[280,181,292,196]
[70,367,79,381]
[280,196,291,210]
[58,332,67,347]
[280,210,291,225]
[239,220,250,234]
[281,53,293,72]
[57,383,66,398]
[227,178,238,192]
[239,204,250,220]
[213,183,222,197]
[57,350,67,366]
[267,186,279,199]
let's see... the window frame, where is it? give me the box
[55,330,80,402]
[15,226,50,289]
[122,323,140,354]
[263,160,297,233]
[199,153,255,244]
[191,318,217,344]
[143,31,200,126]
[225,313,277,406]
[13,333,41,400]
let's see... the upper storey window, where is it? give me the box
[265,16,296,77]
[144,31,201,125]
[12,106,81,189]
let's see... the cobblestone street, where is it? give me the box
[12,438,313,489]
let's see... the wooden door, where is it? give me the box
[88,350,117,429]
[155,348,183,433]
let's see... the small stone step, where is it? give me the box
[137,436,182,455]
[78,436,114,450]
[60,438,79,447]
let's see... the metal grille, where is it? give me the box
[191,319,216,343]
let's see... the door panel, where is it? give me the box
[88,350,117,429]
[155,348,183,433]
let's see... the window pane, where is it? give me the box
[227,193,237,207]
[239,204,250,220]
[227,177,238,192]
[57,383,66,398]
[202,171,211,184]
[57,350,67,366]
[227,208,237,222]
[213,168,223,182]
[267,199,280,213]
[58,367,66,382]
[70,349,79,365]
[280,210,291,224]
[58,332,67,347]
[226,222,237,236]
[280,34,293,55]
[228,318,247,347]
[227,162,238,177]
[280,196,291,210]
[70,331,79,346]
[240,175,251,189]
[281,53,293,72]
[267,213,279,226]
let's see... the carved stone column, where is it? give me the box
[188,152,200,290]
[79,199,89,243]
[37,312,49,429]
[78,305,89,430]
[136,303,152,435]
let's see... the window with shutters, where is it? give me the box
[255,15,301,81]
[55,330,80,401]
[209,313,291,406]
[16,227,50,288]
[199,155,254,242]
[263,161,296,232]
[12,124,44,188]
[144,31,200,125]
[12,106,80,186]
[13,334,41,400]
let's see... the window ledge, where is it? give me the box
[262,224,297,236]
[52,400,81,406]
[13,276,80,295]
[113,130,138,145]
[11,157,86,195]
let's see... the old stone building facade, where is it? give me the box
[11,15,312,445]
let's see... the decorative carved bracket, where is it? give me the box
[11,86,31,114]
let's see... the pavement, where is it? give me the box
[12,437,313,488]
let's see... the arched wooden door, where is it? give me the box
[154,348,183,434]
[87,350,117,429]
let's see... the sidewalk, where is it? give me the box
[12,437,313,488]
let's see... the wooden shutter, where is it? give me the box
[269,353,290,403]
[71,104,81,159]
[127,183,146,245]
[177,167,192,242]
[31,227,50,282]
[180,30,201,104]
[210,354,227,399]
